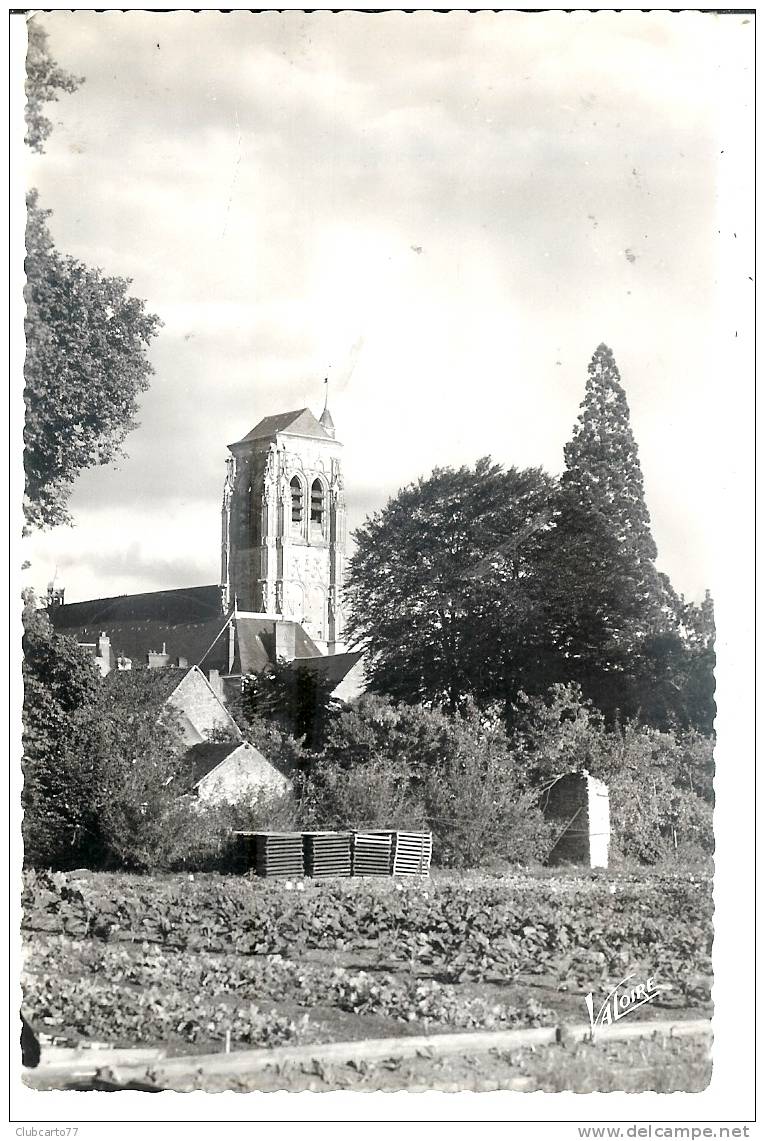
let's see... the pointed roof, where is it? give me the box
[319,404,335,437]
[230,407,334,449]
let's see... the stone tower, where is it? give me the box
[221,404,346,653]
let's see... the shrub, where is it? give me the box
[421,704,554,867]
[155,787,302,871]
[299,755,427,832]
[509,684,715,863]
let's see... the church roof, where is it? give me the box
[230,407,335,448]
[51,584,224,628]
[289,650,364,687]
[55,616,232,673]
[233,616,323,675]
[319,404,335,436]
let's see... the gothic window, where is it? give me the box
[290,476,303,528]
[310,478,325,532]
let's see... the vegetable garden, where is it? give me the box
[21,866,712,1090]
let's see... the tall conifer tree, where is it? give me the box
[562,344,657,563]
[560,343,664,627]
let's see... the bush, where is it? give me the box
[299,755,427,833]
[509,684,715,864]
[300,696,553,867]
[155,787,302,871]
[421,704,554,867]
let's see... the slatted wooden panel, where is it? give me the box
[352,831,394,876]
[392,831,432,877]
[248,832,305,878]
[303,832,352,878]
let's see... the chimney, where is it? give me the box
[176,655,188,669]
[146,647,171,668]
[116,654,132,671]
[208,669,223,699]
[96,632,112,677]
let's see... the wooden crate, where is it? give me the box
[352,831,394,876]
[235,832,305,878]
[392,831,432,877]
[303,832,352,878]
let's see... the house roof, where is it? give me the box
[181,739,281,792]
[184,741,242,786]
[229,408,334,448]
[104,665,188,711]
[51,584,224,628]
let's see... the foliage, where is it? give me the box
[508,683,715,861]
[157,788,302,871]
[419,703,553,868]
[22,600,190,870]
[24,194,162,530]
[24,937,307,1048]
[344,344,715,734]
[22,869,714,1030]
[535,344,715,731]
[22,595,104,868]
[83,703,187,872]
[300,755,427,832]
[300,694,551,864]
[25,19,83,153]
[562,343,659,573]
[344,460,554,711]
[240,659,335,749]
[23,934,554,1047]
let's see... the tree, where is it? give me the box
[25,20,83,154]
[239,659,335,750]
[23,26,161,531]
[21,594,103,866]
[344,460,554,710]
[24,195,162,530]
[562,345,658,569]
[532,344,715,730]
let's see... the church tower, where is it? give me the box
[221,402,346,653]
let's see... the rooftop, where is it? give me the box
[229,407,338,449]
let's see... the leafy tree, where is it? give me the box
[86,694,187,871]
[23,26,161,531]
[240,659,335,750]
[22,598,188,869]
[25,19,83,154]
[419,703,553,868]
[508,683,714,863]
[24,195,162,530]
[21,594,103,866]
[344,460,554,710]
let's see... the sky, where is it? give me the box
[18,10,753,605]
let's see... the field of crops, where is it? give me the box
[21,867,713,1091]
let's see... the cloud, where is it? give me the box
[21,10,748,604]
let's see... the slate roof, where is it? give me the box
[51,585,224,628]
[288,650,364,687]
[180,740,283,793]
[184,741,241,785]
[229,408,334,448]
[234,617,322,675]
[104,666,187,710]
[54,616,232,673]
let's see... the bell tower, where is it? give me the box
[221,404,346,653]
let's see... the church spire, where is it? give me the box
[319,377,336,438]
